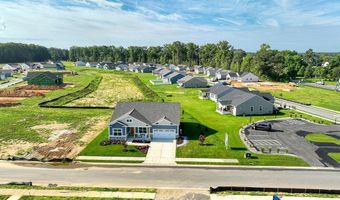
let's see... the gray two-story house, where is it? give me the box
[108,102,181,141]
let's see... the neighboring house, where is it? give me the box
[174,65,186,72]
[206,68,218,77]
[203,67,213,75]
[152,67,166,75]
[135,65,155,73]
[200,84,234,102]
[41,63,65,70]
[74,61,86,67]
[97,61,113,69]
[0,73,5,80]
[215,70,229,80]
[322,62,330,67]
[163,72,185,84]
[216,88,273,116]
[226,72,239,80]
[186,66,194,72]
[238,72,259,82]
[168,64,177,71]
[26,71,63,86]
[86,62,98,67]
[194,66,204,74]
[20,63,31,71]
[159,69,173,79]
[177,76,208,88]
[108,102,181,141]
[103,63,116,70]
[31,63,44,70]
[0,69,14,77]
[3,64,20,71]
[115,64,129,71]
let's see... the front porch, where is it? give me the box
[127,127,152,141]
[216,104,233,115]
[199,90,210,99]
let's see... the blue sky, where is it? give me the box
[0,0,340,52]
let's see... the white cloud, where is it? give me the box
[0,0,340,52]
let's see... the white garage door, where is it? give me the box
[153,129,176,139]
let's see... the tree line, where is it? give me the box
[1,42,339,82]
[69,41,340,81]
[0,43,68,63]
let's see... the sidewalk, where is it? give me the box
[211,194,340,200]
[76,156,145,161]
[0,188,155,199]
[176,158,238,163]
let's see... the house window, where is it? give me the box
[126,119,132,123]
[138,127,147,133]
[250,106,254,112]
[259,106,263,111]
[112,128,122,136]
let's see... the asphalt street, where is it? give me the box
[1,162,340,190]
[275,98,340,123]
[245,119,340,167]
[302,82,338,91]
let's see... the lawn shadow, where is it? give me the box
[180,122,218,141]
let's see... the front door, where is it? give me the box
[129,127,135,136]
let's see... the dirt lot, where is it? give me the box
[21,116,110,161]
[67,73,145,107]
[0,85,63,106]
[231,80,296,91]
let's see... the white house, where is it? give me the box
[238,72,259,82]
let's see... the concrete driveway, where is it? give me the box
[144,139,176,165]
[244,119,340,167]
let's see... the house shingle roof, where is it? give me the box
[26,71,61,80]
[111,102,181,125]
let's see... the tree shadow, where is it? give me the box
[180,122,218,142]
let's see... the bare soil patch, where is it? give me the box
[231,80,295,91]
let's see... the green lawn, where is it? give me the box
[79,129,146,157]
[305,133,340,145]
[0,70,111,144]
[328,153,340,163]
[265,85,340,112]
[136,73,313,166]
[0,196,9,200]
[20,197,144,200]
[0,184,155,193]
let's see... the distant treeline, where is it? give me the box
[1,41,339,81]
[69,42,340,81]
[0,43,68,63]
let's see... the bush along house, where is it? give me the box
[108,102,181,141]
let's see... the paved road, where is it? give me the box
[302,82,337,91]
[1,162,340,190]
[245,119,340,167]
[275,98,340,124]
[0,78,24,89]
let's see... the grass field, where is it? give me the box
[0,196,9,200]
[305,133,340,145]
[19,197,140,200]
[67,73,145,107]
[329,153,340,163]
[263,85,340,112]
[79,129,146,157]
[136,73,316,166]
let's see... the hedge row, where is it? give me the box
[132,76,163,102]
[40,76,102,107]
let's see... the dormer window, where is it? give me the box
[127,119,132,123]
